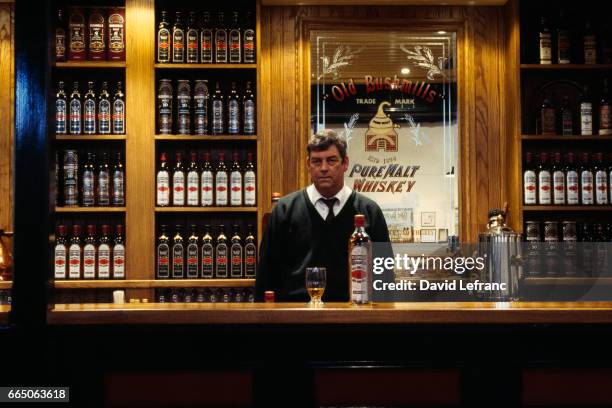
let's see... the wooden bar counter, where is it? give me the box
[48,301,612,325]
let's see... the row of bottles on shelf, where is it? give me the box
[524,221,611,277]
[57,150,125,207]
[157,79,255,135]
[55,7,126,62]
[156,151,255,207]
[0,290,10,305]
[157,10,255,64]
[156,223,256,280]
[56,81,125,135]
[537,13,612,64]
[54,224,125,280]
[156,287,255,303]
[538,80,611,136]
[523,151,612,205]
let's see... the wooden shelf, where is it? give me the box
[523,277,612,286]
[521,64,612,70]
[154,63,256,69]
[54,279,254,289]
[54,61,126,68]
[55,207,126,213]
[155,206,257,213]
[0,281,11,289]
[55,135,126,141]
[522,205,612,212]
[155,135,257,141]
[521,135,612,141]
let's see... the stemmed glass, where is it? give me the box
[305,267,326,307]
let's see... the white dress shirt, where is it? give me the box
[306,184,353,221]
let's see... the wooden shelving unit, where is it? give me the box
[154,63,256,69]
[55,135,127,141]
[54,279,254,289]
[55,207,126,213]
[155,207,257,213]
[154,135,257,141]
[54,61,126,68]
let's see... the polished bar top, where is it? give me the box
[48,302,612,325]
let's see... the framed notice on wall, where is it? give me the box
[310,29,459,243]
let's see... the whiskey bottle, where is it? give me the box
[88,8,106,61]
[540,93,555,136]
[112,82,125,135]
[176,80,191,135]
[98,82,111,134]
[172,152,186,206]
[172,11,185,63]
[599,78,612,135]
[156,225,170,279]
[200,11,213,63]
[55,81,67,135]
[244,224,256,278]
[594,153,608,205]
[158,79,173,134]
[556,11,570,64]
[538,16,552,65]
[229,11,241,63]
[63,150,79,206]
[212,81,224,134]
[172,225,184,279]
[243,81,255,135]
[349,214,372,304]
[583,20,597,64]
[215,225,228,278]
[227,82,240,135]
[97,152,111,206]
[112,152,125,206]
[201,224,214,278]
[201,152,214,206]
[230,224,243,278]
[565,152,580,205]
[156,152,170,206]
[83,224,97,279]
[54,225,68,279]
[68,8,86,61]
[69,82,82,135]
[82,152,96,207]
[186,225,199,278]
[609,153,612,204]
[560,96,573,136]
[68,224,82,279]
[552,152,565,205]
[55,9,67,62]
[186,11,199,63]
[187,151,200,206]
[215,152,228,206]
[580,85,593,135]
[157,10,171,63]
[215,11,228,63]
[83,81,97,135]
[579,223,594,276]
[580,152,594,205]
[112,224,125,279]
[107,8,126,61]
[537,152,552,205]
[230,152,243,206]
[98,224,111,279]
[243,11,255,64]
[193,80,209,135]
[244,152,256,206]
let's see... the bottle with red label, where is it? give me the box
[186,225,199,278]
[156,152,170,206]
[172,225,184,278]
[215,225,228,278]
[523,152,537,205]
[230,224,243,278]
[157,10,171,63]
[68,224,82,279]
[83,224,97,279]
[214,11,227,63]
[201,152,214,206]
[244,152,256,206]
[201,224,214,278]
[243,11,255,64]
[172,152,186,206]
[552,152,566,205]
[200,11,213,63]
[594,153,608,205]
[187,151,200,206]
[349,214,372,304]
[88,8,106,61]
[68,8,86,61]
[537,152,552,205]
[540,93,556,136]
[54,225,68,279]
[230,152,243,206]
[244,224,256,278]
[113,224,125,279]
[172,11,185,63]
[566,152,580,205]
[215,152,228,206]
[156,225,170,279]
[580,152,594,205]
[228,11,241,63]
[97,225,111,279]
[186,11,199,63]
[55,9,67,62]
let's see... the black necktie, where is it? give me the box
[321,197,338,222]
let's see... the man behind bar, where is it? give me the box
[256,129,392,302]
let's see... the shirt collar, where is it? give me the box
[306,184,352,206]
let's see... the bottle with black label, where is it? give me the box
[82,152,96,207]
[113,224,125,279]
[97,152,111,206]
[201,152,214,206]
[200,11,213,63]
[68,224,82,279]
[56,81,68,134]
[540,93,555,136]
[579,223,594,276]
[243,81,255,135]
[594,223,609,276]
[157,152,170,206]
[227,82,240,135]
[157,10,171,63]
[201,224,214,278]
[243,11,255,63]
[230,152,242,206]
[187,151,200,206]
[98,82,111,134]
[583,20,597,64]
[580,152,594,205]
[68,8,86,61]
[594,153,608,205]
[215,225,228,278]
[83,81,97,135]
[172,11,185,63]
[186,11,199,63]
[539,16,552,64]
[212,81,224,134]
[523,151,537,205]
[176,80,191,135]
[215,11,227,63]
[552,152,565,205]
[566,152,580,205]
[64,150,79,206]
[230,224,243,278]
[537,152,552,205]
[88,9,106,61]
[556,11,570,64]
[229,11,241,63]
[172,225,184,278]
[186,225,199,278]
[244,224,256,278]
[158,79,173,134]
[215,152,228,206]
[244,152,256,206]
[600,78,612,135]
[112,152,125,206]
[193,80,209,135]
[54,225,68,279]
[83,224,97,279]
[580,85,593,136]
[560,96,573,136]
[69,82,82,135]
[112,82,125,135]
[98,224,111,279]
[172,152,186,206]
[55,9,67,62]
[156,225,170,279]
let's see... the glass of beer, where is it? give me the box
[305,267,326,306]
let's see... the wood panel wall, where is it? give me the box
[260,5,519,241]
[0,4,13,236]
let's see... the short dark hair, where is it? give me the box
[307,129,347,160]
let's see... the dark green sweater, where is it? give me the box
[256,189,391,302]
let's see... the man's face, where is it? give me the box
[307,145,349,197]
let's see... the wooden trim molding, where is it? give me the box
[0,4,13,235]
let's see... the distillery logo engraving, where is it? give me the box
[365,101,399,152]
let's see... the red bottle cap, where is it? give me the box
[264,291,275,303]
[354,214,365,227]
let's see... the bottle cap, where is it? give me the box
[354,214,365,227]
[272,192,282,202]
[264,291,275,303]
